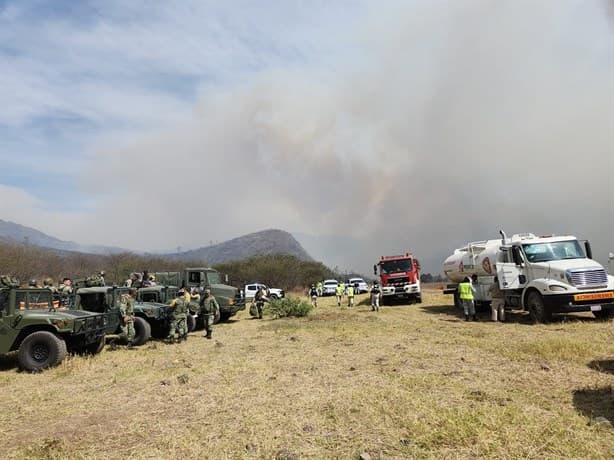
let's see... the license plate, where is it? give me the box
[590,305,602,312]
[574,292,614,302]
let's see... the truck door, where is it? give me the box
[0,289,21,353]
[496,263,525,289]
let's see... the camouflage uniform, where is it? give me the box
[168,295,189,342]
[58,280,73,308]
[200,291,220,339]
[254,288,266,319]
[119,293,136,345]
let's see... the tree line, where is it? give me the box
[0,242,337,290]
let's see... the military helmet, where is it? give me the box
[29,279,38,287]
[43,277,53,286]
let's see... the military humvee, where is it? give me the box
[0,285,106,371]
[73,285,160,344]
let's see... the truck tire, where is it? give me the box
[415,294,422,304]
[526,291,551,323]
[593,309,614,320]
[18,331,67,372]
[84,335,106,355]
[133,317,151,346]
[219,311,231,322]
[187,314,196,332]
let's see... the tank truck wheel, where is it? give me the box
[526,291,551,323]
[85,335,106,355]
[133,317,152,346]
[415,295,422,304]
[593,309,614,320]
[18,331,67,372]
[186,314,196,332]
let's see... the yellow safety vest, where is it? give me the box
[458,282,474,300]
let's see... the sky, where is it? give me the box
[0,0,613,274]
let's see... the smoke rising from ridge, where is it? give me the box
[79,0,613,272]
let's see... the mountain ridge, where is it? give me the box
[0,220,313,264]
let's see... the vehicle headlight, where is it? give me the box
[51,318,71,328]
[549,285,568,292]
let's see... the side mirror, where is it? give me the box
[373,265,377,275]
[584,241,593,260]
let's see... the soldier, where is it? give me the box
[167,290,189,343]
[346,284,355,307]
[253,286,266,319]
[316,281,323,297]
[126,272,142,289]
[58,278,73,308]
[28,279,41,288]
[200,289,220,339]
[43,277,58,295]
[119,288,136,347]
[371,282,381,312]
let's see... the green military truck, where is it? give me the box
[151,267,244,321]
[0,283,106,371]
[73,285,170,344]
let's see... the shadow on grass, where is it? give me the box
[588,360,614,375]
[419,304,596,327]
[573,386,614,421]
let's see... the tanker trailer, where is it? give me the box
[442,231,614,322]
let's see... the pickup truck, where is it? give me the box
[243,283,285,300]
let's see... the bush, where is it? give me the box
[267,297,312,319]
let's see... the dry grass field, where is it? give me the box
[1,287,613,459]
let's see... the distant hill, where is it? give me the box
[0,220,314,264]
[165,229,314,264]
[0,219,127,255]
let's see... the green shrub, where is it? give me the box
[267,297,312,319]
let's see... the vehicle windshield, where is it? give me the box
[207,271,221,284]
[16,291,53,310]
[522,240,585,263]
[324,281,337,286]
[380,259,413,274]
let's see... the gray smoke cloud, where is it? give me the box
[81,0,613,273]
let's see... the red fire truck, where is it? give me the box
[374,253,422,305]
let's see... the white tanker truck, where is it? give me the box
[442,231,614,322]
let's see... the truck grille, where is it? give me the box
[387,276,409,285]
[569,269,608,287]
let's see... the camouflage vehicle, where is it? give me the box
[0,282,106,372]
[73,285,162,344]
[152,267,245,321]
[137,284,219,331]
